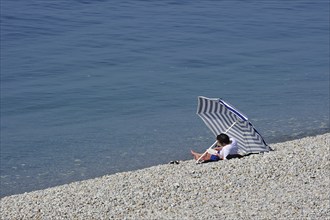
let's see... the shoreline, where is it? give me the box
[2,129,329,198]
[1,133,329,219]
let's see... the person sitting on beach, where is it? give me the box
[191,133,241,162]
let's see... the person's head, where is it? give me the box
[217,133,230,146]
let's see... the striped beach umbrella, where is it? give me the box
[197,96,270,156]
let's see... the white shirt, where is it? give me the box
[219,138,238,160]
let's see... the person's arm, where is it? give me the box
[214,146,223,159]
[214,146,223,151]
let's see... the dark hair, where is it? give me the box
[217,133,230,145]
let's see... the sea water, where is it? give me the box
[1,0,329,197]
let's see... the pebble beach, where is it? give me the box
[1,133,329,219]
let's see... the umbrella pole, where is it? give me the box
[224,121,238,134]
[196,141,217,164]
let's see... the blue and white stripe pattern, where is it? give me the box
[197,96,270,155]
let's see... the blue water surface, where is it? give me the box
[1,0,329,197]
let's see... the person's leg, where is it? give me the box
[191,150,212,161]
[191,150,202,160]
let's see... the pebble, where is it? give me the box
[1,133,329,219]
